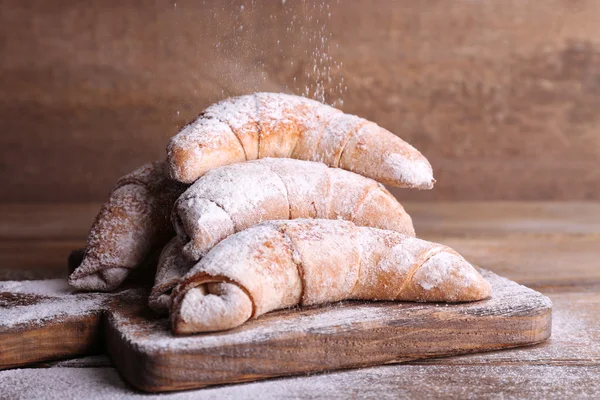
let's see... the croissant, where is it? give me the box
[68,161,187,291]
[171,219,492,334]
[167,92,434,189]
[173,158,415,261]
[148,236,192,313]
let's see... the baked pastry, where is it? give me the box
[167,92,434,189]
[173,158,415,261]
[148,236,192,313]
[170,219,492,334]
[68,161,187,291]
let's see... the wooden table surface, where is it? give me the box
[1,202,599,399]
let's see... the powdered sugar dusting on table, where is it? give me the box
[0,279,72,297]
[114,302,389,353]
[1,297,105,329]
[2,364,597,399]
[0,280,140,329]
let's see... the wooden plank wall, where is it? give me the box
[1,0,599,202]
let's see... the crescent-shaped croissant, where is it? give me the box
[172,158,415,262]
[167,92,435,189]
[68,161,187,291]
[171,219,492,334]
[148,236,192,313]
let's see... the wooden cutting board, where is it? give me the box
[1,269,552,392]
[0,279,145,369]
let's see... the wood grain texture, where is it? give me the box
[105,270,551,392]
[4,202,598,241]
[0,290,102,369]
[32,291,600,371]
[412,291,600,367]
[0,239,83,280]
[0,314,102,370]
[420,236,600,290]
[405,202,600,237]
[31,354,113,369]
[2,1,600,202]
[0,280,144,370]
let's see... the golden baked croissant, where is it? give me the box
[173,158,415,261]
[167,92,434,189]
[171,219,492,334]
[148,236,191,313]
[68,161,187,291]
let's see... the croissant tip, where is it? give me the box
[166,145,197,184]
[68,273,106,292]
[68,265,129,292]
[412,251,493,302]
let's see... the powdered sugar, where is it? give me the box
[309,113,366,166]
[0,297,105,329]
[178,161,288,221]
[0,279,72,297]
[177,283,253,333]
[384,152,435,190]
[0,279,141,329]
[115,302,389,353]
[417,252,479,291]
[204,94,259,137]
[3,364,597,399]
[175,117,238,151]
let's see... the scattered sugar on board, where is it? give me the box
[0,279,72,297]
[0,280,141,329]
[0,298,104,329]
[115,303,389,353]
